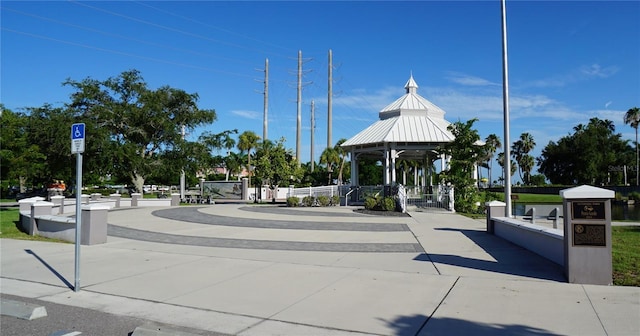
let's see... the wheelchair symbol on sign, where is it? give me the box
[74,126,82,138]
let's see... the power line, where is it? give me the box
[1,27,254,78]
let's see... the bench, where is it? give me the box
[523,207,561,228]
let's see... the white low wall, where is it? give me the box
[31,215,76,242]
[491,216,564,266]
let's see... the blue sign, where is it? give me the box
[71,123,86,154]
[72,123,85,140]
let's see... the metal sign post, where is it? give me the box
[71,123,85,292]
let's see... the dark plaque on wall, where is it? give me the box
[573,224,606,246]
[572,201,606,220]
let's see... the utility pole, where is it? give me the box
[327,49,333,149]
[311,100,315,172]
[263,58,269,141]
[296,50,302,165]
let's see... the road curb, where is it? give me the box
[1,298,48,320]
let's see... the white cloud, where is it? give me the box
[445,72,499,86]
[580,64,619,78]
[525,63,619,88]
[231,109,260,119]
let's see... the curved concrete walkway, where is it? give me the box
[2,204,638,336]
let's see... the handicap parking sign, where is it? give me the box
[71,123,85,153]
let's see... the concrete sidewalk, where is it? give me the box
[1,204,638,335]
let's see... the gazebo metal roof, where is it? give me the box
[342,75,454,149]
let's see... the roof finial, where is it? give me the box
[405,73,418,94]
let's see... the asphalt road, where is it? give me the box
[0,294,230,336]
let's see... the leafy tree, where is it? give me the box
[529,174,547,186]
[0,106,47,191]
[358,158,383,186]
[624,107,640,186]
[439,119,484,213]
[64,70,216,193]
[252,137,303,200]
[237,130,261,187]
[538,118,633,185]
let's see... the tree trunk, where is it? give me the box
[19,176,26,193]
[132,174,145,194]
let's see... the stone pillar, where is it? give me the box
[170,193,180,206]
[19,198,41,213]
[241,178,249,201]
[91,193,101,201]
[81,194,90,204]
[30,201,53,236]
[485,200,506,234]
[50,195,65,215]
[131,193,141,207]
[110,194,121,208]
[80,204,109,245]
[560,185,614,285]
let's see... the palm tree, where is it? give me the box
[319,146,340,185]
[511,133,536,183]
[223,152,245,181]
[484,134,501,187]
[237,131,261,187]
[624,107,640,186]
[334,138,349,185]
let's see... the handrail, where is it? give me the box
[345,188,356,207]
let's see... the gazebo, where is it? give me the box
[341,75,457,190]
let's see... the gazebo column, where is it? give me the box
[390,147,397,185]
[383,146,390,185]
[350,149,359,186]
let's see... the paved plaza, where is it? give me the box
[1,204,639,335]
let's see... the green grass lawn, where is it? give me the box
[0,208,68,242]
[612,226,640,286]
[482,192,563,204]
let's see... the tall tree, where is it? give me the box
[538,118,632,185]
[483,134,501,187]
[439,119,484,213]
[64,70,216,193]
[334,138,349,185]
[511,132,536,184]
[253,137,303,200]
[237,130,261,187]
[0,106,47,192]
[624,107,640,186]
[319,146,340,184]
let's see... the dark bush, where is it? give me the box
[302,196,315,207]
[382,197,396,211]
[317,195,330,207]
[286,197,300,207]
[330,195,340,206]
[364,197,378,210]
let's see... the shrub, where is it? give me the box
[317,195,330,207]
[330,195,340,206]
[628,192,640,202]
[286,197,299,207]
[382,197,396,211]
[302,196,315,207]
[364,197,378,210]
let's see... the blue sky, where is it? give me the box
[2,1,639,179]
